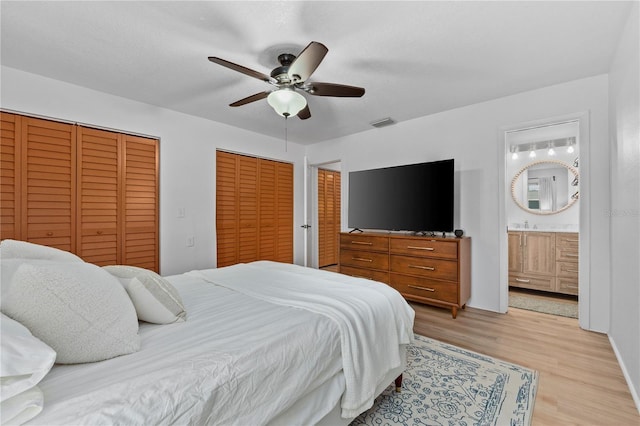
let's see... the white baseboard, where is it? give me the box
[609,334,640,414]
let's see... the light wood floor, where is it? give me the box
[411,302,639,425]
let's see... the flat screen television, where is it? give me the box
[348,159,454,233]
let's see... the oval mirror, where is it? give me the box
[511,160,579,215]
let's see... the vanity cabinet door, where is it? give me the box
[507,232,523,273]
[522,232,556,275]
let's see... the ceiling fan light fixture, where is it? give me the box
[267,89,307,117]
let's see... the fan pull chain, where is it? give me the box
[284,116,288,152]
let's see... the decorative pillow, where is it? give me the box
[2,263,140,364]
[1,259,65,308]
[0,314,56,402]
[0,240,83,263]
[102,265,186,324]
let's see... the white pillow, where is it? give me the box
[1,259,67,308]
[0,240,83,263]
[0,386,44,426]
[103,265,186,324]
[2,263,140,364]
[0,314,56,402]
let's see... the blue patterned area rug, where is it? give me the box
[351,334,538,426]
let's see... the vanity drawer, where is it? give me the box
[390,255,458,281]
[390,238,458,259]
[390,273,458,304]
[340,234,389,252]
[340,249,389,270]
[509,273,555,292]
[556,261,579,278]
[339,265,390,284]
[557,277,579,295]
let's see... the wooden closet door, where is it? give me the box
[122,135,159,272]
[77,127,120,265]
[21,117,76,252]
[276,161,293,263]
[216,151,259,267]
[258,160,277,260]
[1,112,21,240]
[216,151,292,267]
[318,169,340,267]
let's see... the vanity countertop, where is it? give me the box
[508,224,579,233]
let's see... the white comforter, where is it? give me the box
[191,261,415,418]
[27,261,414,425]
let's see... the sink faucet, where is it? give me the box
[524,220,529,229]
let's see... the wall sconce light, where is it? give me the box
[528,146,536,158]
[547,142,556,156]
[567,143,575,154]
[267,88,307,117]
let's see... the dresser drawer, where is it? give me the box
[390,238,458,259]
[509,273,555,292]
[340,234,389,252]
[390,273,458,304]
[556,233,579,249]
[340,249,389,270]
[339,265,390,284]
[556,261,579,278]
[390,255,458,281]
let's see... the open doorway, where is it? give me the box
[501,116,586,322]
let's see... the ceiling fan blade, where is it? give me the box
[287,41,328,83]
[229,91,270,107]
[306,82,365,97]
[208,57,275,84]
[297,104,311,120]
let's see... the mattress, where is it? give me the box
[26,261,414,425]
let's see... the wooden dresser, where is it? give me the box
[339,232,471,318]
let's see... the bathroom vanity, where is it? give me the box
[508,230,579,295]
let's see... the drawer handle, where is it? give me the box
[563,239,579,243]
[351,241,373,245]
[409,265,435,271]
[564,269,579,273]
[408,285,435,292]
[564,253,579,258]
[46,232,53,236]
[352,257,373,262]
[515,278,530,283]
[407,246,435,251]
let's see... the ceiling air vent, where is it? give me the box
[370,117,396,128]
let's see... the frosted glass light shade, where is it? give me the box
[267,89,307,117]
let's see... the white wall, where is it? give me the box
[306,75,611,332]
[0,66,307,276]
[608,2,640,411]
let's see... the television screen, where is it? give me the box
[348,159,454,232]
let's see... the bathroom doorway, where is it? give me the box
[500,114,588,323]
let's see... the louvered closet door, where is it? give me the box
[258,160,277,260]
[216,151,292,267]
[276,162,293,263]
[216,151,240,267]
[77,127,120,265]
[122,135,159,272]
[1,113,21,240]
[21,117,76,252]
[318,169,340,267]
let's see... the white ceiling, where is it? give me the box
[0,1,632,145]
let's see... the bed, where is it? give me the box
[0,240,415,425]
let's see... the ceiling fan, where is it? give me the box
[208,41,365,120]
